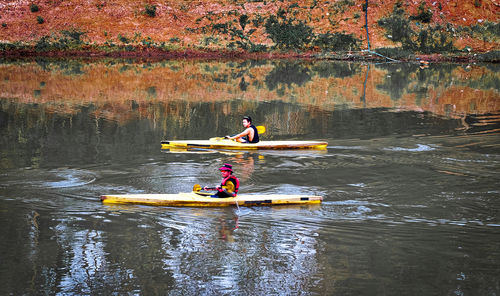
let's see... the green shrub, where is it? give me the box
[469,21,500,38]
[378,5,414,48]
[124,44,135,51]
[484,21,500,36]
[410,2,433,23]
[201,36,219,46]
[313,32,360,51]
[207,14,261,51]
[141,37,153,47]
[37,16,44,24]
[331,0,355,14]
[227,42,237,50]
[212,22,230,34]
[34,29,87,51]
[30,3,39,13]
[0,42,19,51]
[118,34,130,44]
[375,47,414,59]
[265,15,313,49]
[249,43,267,52]
[239,14,249,30]
[61,29,86,42]
[145,4,156,17]
[252,14,265,27]
[35,35,52,51]
[378,4,454,53]
[415,26,455,53]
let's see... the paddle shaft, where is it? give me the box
[209,125,265,142]
[203,186,218,191]
[193,184,218,192]
[193,184,238,200]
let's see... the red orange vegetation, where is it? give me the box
[0,0,498,57]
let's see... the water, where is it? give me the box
[1,58,499,295]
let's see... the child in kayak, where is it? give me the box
[204,163,240,198]
[226,116,260,143]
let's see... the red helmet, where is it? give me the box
[218,163,233,172]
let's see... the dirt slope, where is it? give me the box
[0,0,499,55]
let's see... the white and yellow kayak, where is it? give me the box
[161,139,328,150]
[100,191,323,207]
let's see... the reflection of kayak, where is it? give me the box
[161,148,327,156]
[100,192,323,207]
[161,139,328,150]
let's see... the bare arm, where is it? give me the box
[228,127,253,141]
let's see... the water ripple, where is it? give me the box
[383,144,436,152]
[43,168,97,188]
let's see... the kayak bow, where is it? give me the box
[100,192,323,207]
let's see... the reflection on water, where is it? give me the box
[1,59,498,120]
[0,59,499,295]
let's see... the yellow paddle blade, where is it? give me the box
[193,184,202,192]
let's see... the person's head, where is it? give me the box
[219,163,233,177]
[242,116,252,128]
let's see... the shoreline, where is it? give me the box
[0,47,497,63]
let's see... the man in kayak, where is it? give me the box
[226,116,259,143]
[204,163,240,198]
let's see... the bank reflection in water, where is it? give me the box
[0,59,498,120]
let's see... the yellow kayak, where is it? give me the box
[100,191,323,207]
[161,139,328,150]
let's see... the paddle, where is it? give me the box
[193,183,240,209]
[193,184,217,197]
[193,184,216,192]
[210,125,266,142]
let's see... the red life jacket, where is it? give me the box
[220,175,240,196]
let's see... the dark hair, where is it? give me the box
[243,116,252,123]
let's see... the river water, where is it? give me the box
[1,58,499,295]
